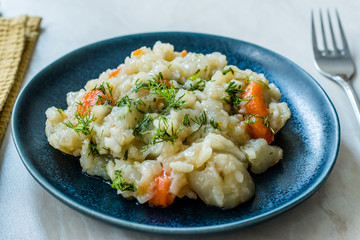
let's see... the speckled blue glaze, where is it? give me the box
[12,32,340,235]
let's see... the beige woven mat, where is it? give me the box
[0,15,41,143]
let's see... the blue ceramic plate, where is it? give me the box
[12,32,340,235]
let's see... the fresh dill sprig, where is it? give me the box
[116,95,147,113]
[132,114,153,136]
[63,111,96,135]
[182,113,191,127]
[57,108,64,116]
[190,111,223,132]
[204,65,208,73]
[134,98,146,114]
[188,69,201,81]
[89,139,99,156]
[123,150,129,160]
[244,114,275,133]
[154,72,164,82]
[96,95,113,106]
[189,79,206,91]
[149,73,186,113]
[93,82,113,96]
[222,67,235,75]
[259,81,270,90]
[133,79,149,93]
[262,115,275,133]
[221,81,253,111]
[187,69,206,91]
[225,81,243,95]
[191,110,207,131]
[244,115,256,125]
[142,116,180,151]
[150,82,185,112]
[102,147,110,152]
[133,73,186,114]
[210,118,221,130]
[116,95,133,110]
[112,170,137,192]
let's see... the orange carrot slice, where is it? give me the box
[245,115,273,144]
[109,67,122,78]
[242,81,268,117]
[242,81,273,144]
[77,89,114,116]
[148,171,174,208]
[133,49,144,57]
[180,50,187,57]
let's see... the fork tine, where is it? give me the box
[336,9,350,54]
[311,10,320,56]
[319,9,329,52]
[327,9,339,52]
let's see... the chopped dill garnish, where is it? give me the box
[112,170,137,192]
[123,150,128,160]
[188,79,206,91]
[102,147,110,152]
[150,82,185,112]
[221,81,253,111]
[199,110,207,125]
[133,79,148,93]
[226,81,243,93]
[93,82,113,96]
[142,116,181,151]
[116,95,133,110]
[57,108,64,116]
[259,81,270,90]
[244,115,256,125]
[155,72,164,82]
[106,82,113,96]
[191,110,207,131]
[244,114,275,133]
[134,72,186,114]
[188,69,200,81]
[222,67,235,75]
[188,69,205,91]
[192,110,207,125]
[132,114,153,136]
[262,115,275,133]
[96,95,105,105]
[189,111,223,132]
[210,118,221,130]
[116,95,146,113]
[63,111,96,135]
[134,98,146,114]
[96,95,113,106]
[182,113,191,127]
[89,139,99,156]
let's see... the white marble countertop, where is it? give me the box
[1,0,360,239]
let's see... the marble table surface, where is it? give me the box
[1,0,360,239]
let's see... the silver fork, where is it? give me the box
[311,9,360,127]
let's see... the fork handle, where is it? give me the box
[334,76,360,128]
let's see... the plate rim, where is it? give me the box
[11,31,340,235]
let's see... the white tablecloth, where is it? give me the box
[1,0,360,239]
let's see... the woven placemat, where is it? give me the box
[0,15,41,143]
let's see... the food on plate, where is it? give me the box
[45,42,291,209]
